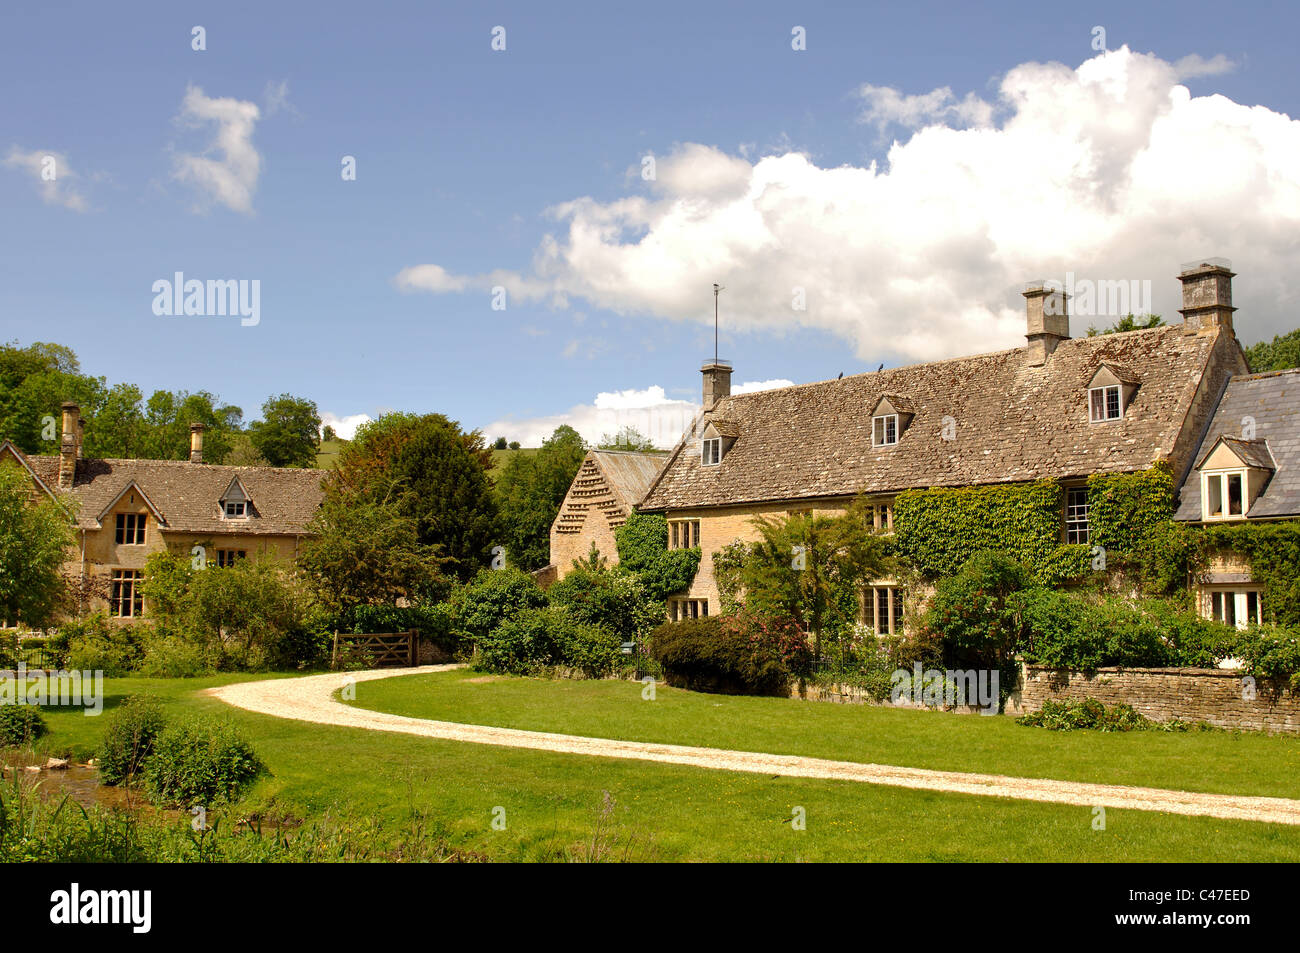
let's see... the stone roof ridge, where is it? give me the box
[715,325,1190,407]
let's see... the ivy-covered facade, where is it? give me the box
[633,260,1298,632]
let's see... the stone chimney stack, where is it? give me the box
[190,422,206,464]
[1178,259,1236,335]
[701,361,732,408]
[58,402,80,489]
[1023,283,1071,366]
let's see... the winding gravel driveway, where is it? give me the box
[207,666,1300,826]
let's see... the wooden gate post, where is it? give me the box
[408,629,417,667]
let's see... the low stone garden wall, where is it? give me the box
[789,681,992,715]
[1014,664,1300,734]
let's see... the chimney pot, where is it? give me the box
[1178,259,1236,334]
[190,422,206,464]
[1023,282,1071,366]
[701,360,732,408]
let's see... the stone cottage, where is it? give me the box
[634,260,1278,628]
[546,449,666,582]
[1,403,325,620]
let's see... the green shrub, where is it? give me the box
[924,551,1030,661]
[0,705,47,746]
[648,613,807,695]
[63,614,146,676]
[548,566,663,644]
[1234,625,1300,691]
[1018,590,1236,671]
[452,568,548,643]
[136,636,212,678]
[98,695,167,785]
[143,718,264,807]
[814,624,943,700]
[473,605,626,677]
[1017,698,1212,732]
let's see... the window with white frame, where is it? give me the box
[1205,588,1262,630]
[1065,486,1090,544]
[223,500,247,519]
[872,414,898,447]
[702,437,721,465]
[869,501,894,533]
[1202,470,1246,521]
[1088,385,1123,422]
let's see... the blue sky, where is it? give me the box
[2,1,1297,445]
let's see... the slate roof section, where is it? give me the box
[1175,368,1300,521]
[641,325,1223,511]
[1195,436,1276,472]
[15,453,327,535]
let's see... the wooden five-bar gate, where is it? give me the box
[330,630,418,669]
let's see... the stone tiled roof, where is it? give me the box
[641,325,1223,511]
[14,452,326,535]
[589,451,666,512]
[1175,368,1300,521]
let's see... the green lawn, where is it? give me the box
[345,669,1300,800]
[20,671,1300,861]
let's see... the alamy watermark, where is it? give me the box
[890,664,999,715]
[1043,272,1152,318]
[1,664,103,715]
[152,272,260,326]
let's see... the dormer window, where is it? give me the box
[869,395,912,448]
[699,419,737,466]
[872,414,898,447]
[220,476,252,520]
[1194,436,1273,522]
[1089,385,1122,422]
[1086,364,1138,423]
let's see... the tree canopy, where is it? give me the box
[327,412,498,582]
[1245,327,1300,373]
[0,461,74,627]
[1085,313,1165,337]
[249,393,322,468]
[597,425,656,452]
[494,425,587,570]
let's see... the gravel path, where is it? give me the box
[207,667,1300,826]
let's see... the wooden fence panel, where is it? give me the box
[331,630,418,670]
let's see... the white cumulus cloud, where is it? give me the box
[320,412,371,440]
[172,85,262,214]
[395,47,1300,362]
[483,379,792,448]
[4,148,88,211]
